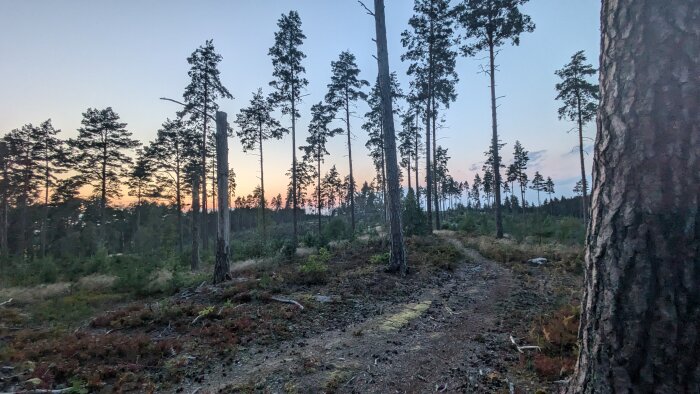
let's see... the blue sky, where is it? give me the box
[0,0,600,203]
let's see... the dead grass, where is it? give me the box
[460,235,582,272]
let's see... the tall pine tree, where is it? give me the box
[183,39,232,250]
[69,107,139,244]
[325,50,369,232]
[456,0,534,237]
[555,50,599,225]
[269,11,308,245]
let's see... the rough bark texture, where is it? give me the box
[346,94,356,232]
[374,0,407,275]
[190,176,200,271]
[425,96,433,230]
[432,109,440,229]
[201,84,209,251]
[213,111,231,284]
[568,1,700,392]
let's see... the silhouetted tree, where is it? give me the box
[269,10,308,245]
[530,171,545,206]
[127,148,156,232]
[555,50,599,225]
[402,0,459,230]
[183,39,232,249]
[301,102,342,234]
[325,51,369,232]
[235,88,287,237]
[29,119,67,256]
[69,107,139,244]
[456,0,534,237]
[511,140,529,212]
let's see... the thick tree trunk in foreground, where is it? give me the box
[213,111,231,284]
[374,0,407,275]
[567,1,700,392]
[190,176,200,271]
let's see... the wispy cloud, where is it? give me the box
[528,149,547,166]
[561,145,593,158]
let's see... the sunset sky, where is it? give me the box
[0,0,600,205]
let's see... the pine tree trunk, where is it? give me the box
[374,0,407,275]
[259,125,267,238]
[101,143,107,247]
[425,96,433,230]
[176,162,183,255]
[213,111,231,284]
[414,112,420,205]
[317,155,322,235]
[577,97,589,225]
[190,176,200,271]
[291,81,298,246]
[41,154,49,257]
[201,84,209,251]
[432,108,440,229]
[567,1,700,392]
[488,40,503,238]
[346,94,356,232]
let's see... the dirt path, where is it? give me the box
[182,234,535,393]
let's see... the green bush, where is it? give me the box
[369,252,390,265]
[322,218,352,240]
[298,248,331,284]
[279,240,297,263]
[402,188,429,236]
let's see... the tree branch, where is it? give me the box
[357,0,374,16]
[160,97,216,122]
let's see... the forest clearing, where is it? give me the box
[0,0,697,392]
[0,220,583,393]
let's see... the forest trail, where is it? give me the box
[189,232,531,393]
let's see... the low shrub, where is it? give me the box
[297,248,331,285]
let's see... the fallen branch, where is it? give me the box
[0,298,13,307]
[510,335,541,353]
[270,296,304,310]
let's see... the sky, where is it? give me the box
[0,0,601,205]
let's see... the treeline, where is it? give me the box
[0,0,597,270]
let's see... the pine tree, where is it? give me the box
[269,11,308,245]
[471,173,482,209]
[69,107,140,243]
[235,88,287,237]
[2,126,37,255]
[148,116,191,254]
[530,171,545,206]
[512,140,529,212]
[183,39,232,250]
[555,50,599,225]
[28,119,67,256]
[364,75,402,222]
[126,148,156,232]
[399,110,419,192]
[325,51,369,232]
[456,0,534,237]
[373,0,408,274]
[301,102,342,235]
[568,0,699,390]
[322,165,344,218]
[401,0,459,230]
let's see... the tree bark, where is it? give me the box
[213,111,231,284]
[190,175,200,271]
[567,1,700,392]
[488,39,503,238]
[425,96,433,230]
[414,110,420,205]
[374,0,407,275]
[291,80,298,246]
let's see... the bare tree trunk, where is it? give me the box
[374,0,407,275]
[432,108,440,229]
[176,161,183,255]
[201,83,209,251]
[259,125,267,238]
[291,81,298,246]
[414,111,420,205]
[425,96,433,230]
[567,1,700,392]
[41,153,49,257]
[577,96,589,225]
[213,111,231,284]
[190,176,200,271]
[488,39,503,238]
[317,155,322,235]
[345,94,356,232]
